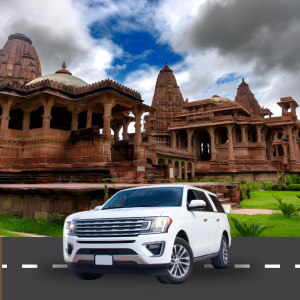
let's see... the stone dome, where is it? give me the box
[210,95,233,104]
[26,62,88,88]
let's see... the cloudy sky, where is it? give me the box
[1,0,300,131]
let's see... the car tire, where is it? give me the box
[156,237,194,284]
[72,271,104,280]
[211,235,228,269]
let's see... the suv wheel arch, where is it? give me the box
[176,230,189,244]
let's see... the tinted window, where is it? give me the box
[194,190,213,212]
[187,189,197,204]
[102,187,183,209]
[209,194,225,213]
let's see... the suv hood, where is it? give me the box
[74,207,180,220]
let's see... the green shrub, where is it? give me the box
[249,181,262,191]
[190,178,199,182]
[291,174,297,184]
[286,184,300,191]
[273,194,300,218]
[240,180,247,185]
[175,176,181,182]
[296,177,300,184]
[226,176,234,182]
[199,177,217,182]
[230,217,272,237]
[280,184,288,191]
[286,175,293,186]
[262,182,273,191]
[277,172,285,190]
[240,184,250,200]
[272,184,279,191]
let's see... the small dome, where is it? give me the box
[210,95,233,104]
[26,62,88,88]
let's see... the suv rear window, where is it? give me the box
[209,194,225,213]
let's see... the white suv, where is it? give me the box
[63,184,231,284]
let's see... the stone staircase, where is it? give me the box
[144,164,169,184]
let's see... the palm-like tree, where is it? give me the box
[230,217,271,237]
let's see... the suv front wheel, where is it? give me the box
[156,237,194,284]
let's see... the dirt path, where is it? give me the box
[231,209,280,215]
[0,230,50,237]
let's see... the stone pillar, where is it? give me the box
[184,161,187,180]
[171,131,177,149]
[42,105,52,128]
[283,144,288,165]
[86,106,92,128]
[71,111,79,131]
[208,127,216,161]
[287,125,296,169]
[226,124,236,172]
[133,108,144,160]
[102,100,115,136]
[22,109,32,131]
[293,129,299,160]
[240,125,247,143]
[256,125,263,143]
[187,129,194,154]
[121,118,130,140]
[0,104,11,129]
[113,123,122,142]
[191,162,195,179]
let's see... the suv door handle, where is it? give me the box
[216,219,220,222]
[203,219,208,222]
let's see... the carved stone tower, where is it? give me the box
[144,63,184,145]
[0,33,42,84]
[234,78,262,116]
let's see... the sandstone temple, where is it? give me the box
[0,33,299,184]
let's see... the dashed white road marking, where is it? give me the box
[204,264,214,268]
[2,264,7,268]
[295,265,300,268]
[52,264,68,268]
[234,264,250,268]
[22,264,38,269]
[265,264,280,268]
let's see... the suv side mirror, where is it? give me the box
[94,206,103,211]
[188,200,206,210]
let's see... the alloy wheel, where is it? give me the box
[222,239,228,264]
[168,244,190,278]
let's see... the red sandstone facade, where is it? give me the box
[1,33,299,185]
[144,64,300,178]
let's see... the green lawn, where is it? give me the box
[228,213,300,237]
[0,214,64,237]
[239,190,300,210]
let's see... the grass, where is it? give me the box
[228,213,300,237]
[239,190,300,210]
[0,213,64,237]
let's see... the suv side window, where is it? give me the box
[209,194,225,213]
[194,190,214,212]
[187,189,197,205]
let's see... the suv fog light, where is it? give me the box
[67,243,74,256]
[144,241,165,256]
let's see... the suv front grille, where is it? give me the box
[76,248,137,255]
[75,218,148,237]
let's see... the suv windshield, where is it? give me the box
[102,187,183,210]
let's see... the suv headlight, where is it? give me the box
[68,221,77,236]
[141,217,172,234]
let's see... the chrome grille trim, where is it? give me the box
[74,218,150,237]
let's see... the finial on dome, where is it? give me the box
[242,78,244,82]
[55,61,72,75]
[165,62,168,66]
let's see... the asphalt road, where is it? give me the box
[2,237,300,300]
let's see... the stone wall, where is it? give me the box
[196,171,287,184]
[0,182,240,219]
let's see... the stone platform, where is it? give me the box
[0,182,241,219]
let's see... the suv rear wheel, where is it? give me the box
[211,235,228,269]
[156,237,194,284]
